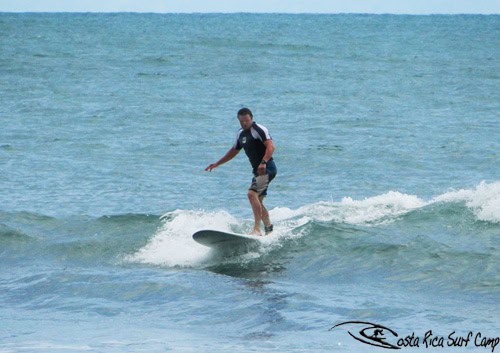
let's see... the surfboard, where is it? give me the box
[193,229,262,250]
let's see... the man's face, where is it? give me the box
[238,114,253,130]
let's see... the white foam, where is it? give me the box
[126,209,238,267]
[126,207,310,267]
[339,191,427,224]
[433,181,500,223]
[269,181,500,225]
[271,191,426,226]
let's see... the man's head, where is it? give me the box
[237,107,253,130]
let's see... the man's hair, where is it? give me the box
[237,107,253,118]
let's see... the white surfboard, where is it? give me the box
[193,229,262,250]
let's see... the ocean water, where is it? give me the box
[0,13,499,352]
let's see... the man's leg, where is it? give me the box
[259,195,271,228]
[248,190,263,235]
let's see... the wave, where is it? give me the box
[273,180,500,225]
[128,181,499,270]
[432,181,500,223]
[0,223,33,242]
[0,212,161,263]
[2,181,498,275]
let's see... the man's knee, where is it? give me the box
[248,189,259,200]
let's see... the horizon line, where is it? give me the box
[1,11,499,15]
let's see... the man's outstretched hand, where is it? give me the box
[205,163,218,172]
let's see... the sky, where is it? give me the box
[0,0,499,14]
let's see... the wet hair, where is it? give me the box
[237,107,253,118]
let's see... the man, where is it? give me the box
[205,108,277,236]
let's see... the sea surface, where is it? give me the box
[0,13,499,352]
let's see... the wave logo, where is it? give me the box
[330,321,400,350]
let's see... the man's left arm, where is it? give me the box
[257,140,275,175]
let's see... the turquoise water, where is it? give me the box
[1,13,499,352]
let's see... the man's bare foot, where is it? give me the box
[250,229,262,236]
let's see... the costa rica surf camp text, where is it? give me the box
[397,330,499,351]
[331,321,499,351]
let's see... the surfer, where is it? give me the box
[205,108,277,236]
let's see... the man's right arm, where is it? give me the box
[205,146,240,172]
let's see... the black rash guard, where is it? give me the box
[234,122,273,172]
